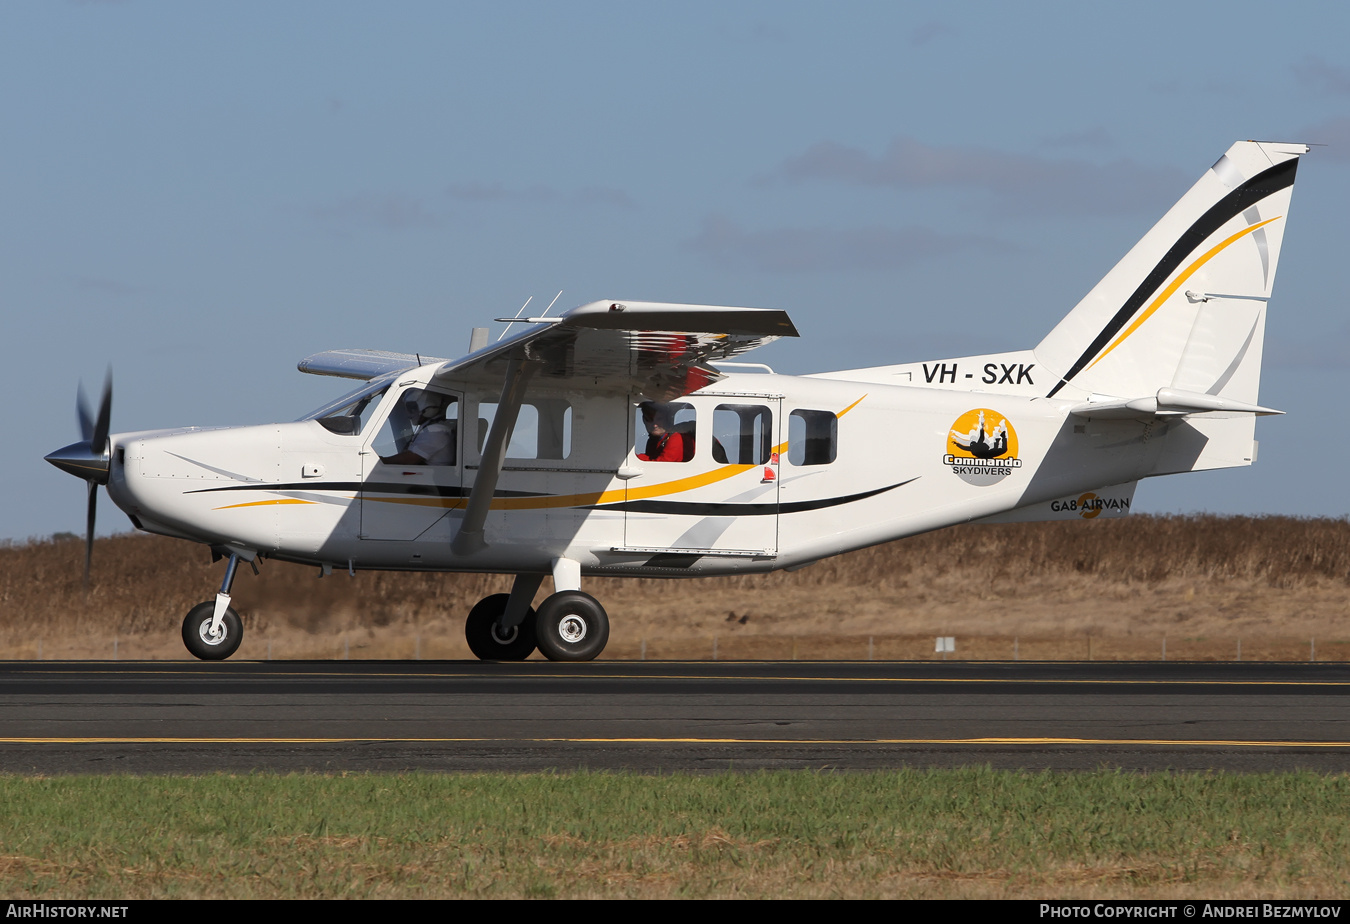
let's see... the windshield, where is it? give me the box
[299,376,394,435]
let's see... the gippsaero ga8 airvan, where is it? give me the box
[46,140,1306,662]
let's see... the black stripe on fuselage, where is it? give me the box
[1045,157,1298,399]
[596,479,916,517]
[188,478,916,514]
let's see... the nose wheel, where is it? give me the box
[182,601,243,661]
[181,550,252,661]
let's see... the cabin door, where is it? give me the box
[623,396,781,559]
[360,385,464,541]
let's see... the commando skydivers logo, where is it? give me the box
[945,408,1021,486]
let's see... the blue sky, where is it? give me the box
[5,2,1350,541]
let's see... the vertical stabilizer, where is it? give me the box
[1036,141,1306,403]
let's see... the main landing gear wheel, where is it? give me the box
[465,593,537,661]
[535,591,609,662]
[182,601,243,661]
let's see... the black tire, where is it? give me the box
[535,591,609,662]
[182,601,244,661]
[465,593,537,661]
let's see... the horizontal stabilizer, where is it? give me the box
[298,349,448,381]
[1070,387,1283,420]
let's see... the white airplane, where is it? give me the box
[47,140,1305,662]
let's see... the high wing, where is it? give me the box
[433,299,796,400]
[298,300,797,400]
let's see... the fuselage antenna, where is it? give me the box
[497,296,533,342]
[539,290,563,319]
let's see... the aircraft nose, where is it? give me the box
[45,440,110,484]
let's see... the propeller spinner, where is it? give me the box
[45,371,112,589]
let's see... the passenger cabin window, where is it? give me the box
[712,404,772,465]
[788,409,837,466]
[478,399,572,460]
[373,388,459,465]
[634,401,696,462]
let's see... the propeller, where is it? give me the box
[46,370,112,591]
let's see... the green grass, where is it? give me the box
[0,769,1347,899]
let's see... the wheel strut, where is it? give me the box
[208,550,257,640]
[208,554,241,639]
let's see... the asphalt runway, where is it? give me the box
[0,660,1346,773]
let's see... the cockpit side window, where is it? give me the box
[303,380,391,436]
[374,387,459,465]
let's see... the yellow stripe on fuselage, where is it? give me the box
[837,394,867,417]
[214,498,319,510]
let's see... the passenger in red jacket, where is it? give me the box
[637,402,693,462]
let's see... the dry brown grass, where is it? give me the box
[3,515,1348,660]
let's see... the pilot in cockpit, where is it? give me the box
[380,390,457,466]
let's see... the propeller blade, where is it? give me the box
[76,383,94,443]
[62,368,112,593]
[84,480,97,593]
[91,369,112,456]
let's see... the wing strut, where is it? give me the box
[451,359,536,556]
